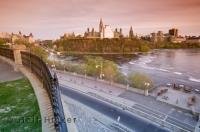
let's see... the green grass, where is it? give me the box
[0,78,42,132]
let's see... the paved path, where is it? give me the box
[0,60,23,82]
[57,70,198,132]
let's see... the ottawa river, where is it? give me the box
[50,49,200,89]
[120,49,200,89]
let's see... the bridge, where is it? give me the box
[0,45,68,132]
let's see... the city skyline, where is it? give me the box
[0,0,200,39]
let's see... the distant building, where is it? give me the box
[0,32,11,39]
[60,32,75,39]
[170,36,186,43]
[84,18,122,39]
[104,25,114,38]
[168,28,187,43]
[11,31,35,43]
[84,27,100,38]
[150,31,165,42]
[23,33,35,43]
[114,28,123,38]
[185,36,200,44]
[150,32,157,42]
[169,28,178,37]
[157,31,164,42]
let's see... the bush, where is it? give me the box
[139,44,150,52]
[128,72,153,90]
[84,56,121,81]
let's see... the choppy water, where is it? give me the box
[121,49,200,89]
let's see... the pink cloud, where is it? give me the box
[0,0,199,39]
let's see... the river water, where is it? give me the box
[120,49,200,89]
[50,49,200,89]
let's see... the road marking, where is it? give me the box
[177,110,182,113]
[117,116,120,122]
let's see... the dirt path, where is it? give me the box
[0,60,23,83]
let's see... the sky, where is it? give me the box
[0,0,200,39]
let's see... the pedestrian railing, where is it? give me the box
[0,47,15,61]
[20,51,67,132]
[0,47,67,132]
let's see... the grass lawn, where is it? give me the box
[0,78,42,132]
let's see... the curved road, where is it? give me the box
[60,86,169,132]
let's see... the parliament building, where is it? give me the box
[84,19,123,39]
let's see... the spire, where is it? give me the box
[130,26,133,31]
[100,18,103,25]
[19,31,22,35]
[119,28,122,34]
[129,26,134,38]
[92,28,94,36]
[119,28,123,38]
[29,33,33,37]
[99,18,104,33]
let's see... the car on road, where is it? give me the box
[166,83,172,87]
[194,89,200,94]
[178,84,185,88]
[183,86,192,93]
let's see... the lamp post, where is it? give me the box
[126,78,130,90]
[144,82,150,96]
[84,69,87,79]
[96,61,104,79]
[64,63,66,72]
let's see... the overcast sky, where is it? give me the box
[0,0,200,39]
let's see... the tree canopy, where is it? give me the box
[128,72,153,90]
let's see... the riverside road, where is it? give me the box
[60,85,169,132]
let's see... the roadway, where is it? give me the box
[60,85,169,132]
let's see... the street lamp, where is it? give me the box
[144,82,150,96]
[126,78,130,90]
[84,69,87,79]
[96,61,104,79]
[64,64,66,72]
[144,82,150,89]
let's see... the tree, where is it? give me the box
[84,56,121,81]
[0,38,6,45]
[103,60,119,82]
[141,45,150,52]
[30,46,48,62]
[85,56,102,77]
[128,72,153,90]
[15,38,30,47]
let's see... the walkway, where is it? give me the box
[0,60,23,82]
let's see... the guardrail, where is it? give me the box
[20,51,67,132]
[0,47,67,132]
[0,47,15,61]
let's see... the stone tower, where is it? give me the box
[99,18,104,38]
[129,26,134,38]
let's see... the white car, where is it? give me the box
[194,89,200,94]
[166,83,172,87]
[178,84,185,88]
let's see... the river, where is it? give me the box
[49,49,200,89]
[120,49,200,89]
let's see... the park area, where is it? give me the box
[0,78,41,131]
